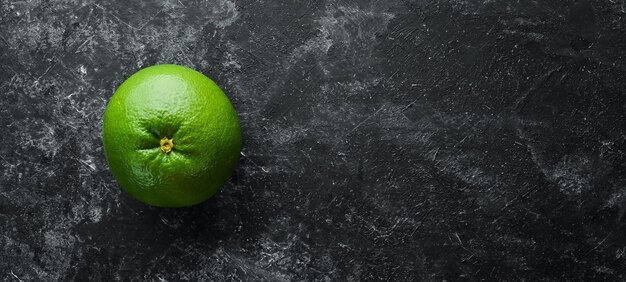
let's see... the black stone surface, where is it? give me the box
[1,0,626,280]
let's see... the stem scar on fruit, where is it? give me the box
[160,137,174,153]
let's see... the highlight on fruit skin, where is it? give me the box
[102,64,242,208]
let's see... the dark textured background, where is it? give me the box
[1,0,626,280]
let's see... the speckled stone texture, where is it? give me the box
[1,0,625,280]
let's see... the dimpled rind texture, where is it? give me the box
[102,64,242,208]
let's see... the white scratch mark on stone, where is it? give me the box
[240,152,269,173]
[349,105,385,133]
[203,0,239,28]
[10,270,24,282]
[93,3,139,30]
[77,64,87,76]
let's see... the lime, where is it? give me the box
[102,64,242,207]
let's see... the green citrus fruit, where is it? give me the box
[102,64,242,208]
